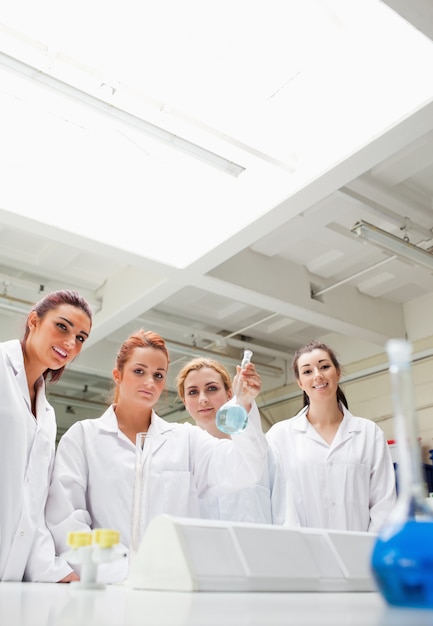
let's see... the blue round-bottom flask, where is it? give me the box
[216,404,248,435]
[371,518,433,608]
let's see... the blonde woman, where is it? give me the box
[176,356,274,524]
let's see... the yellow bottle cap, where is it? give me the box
[93,528,120,548]
[67,531,93,548]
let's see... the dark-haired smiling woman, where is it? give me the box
[0,290,92,582]
[266,341,396,532]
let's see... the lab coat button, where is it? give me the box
[19,531,25,536]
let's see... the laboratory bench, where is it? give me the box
[2,583,433,626]
[5,516,433,625]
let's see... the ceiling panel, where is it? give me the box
[1,0,433,435]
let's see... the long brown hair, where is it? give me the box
[292,340,348,409]
[21,290,93,383]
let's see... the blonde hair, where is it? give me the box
[176,357,232,400]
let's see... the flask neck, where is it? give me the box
[390,366,427,514]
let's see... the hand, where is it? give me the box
[234,362,262,410]
[58,570,80,583]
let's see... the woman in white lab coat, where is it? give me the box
[0,290,92,582]
[46,329,268,583]
[266,340,397,532]
[176,356,274,524]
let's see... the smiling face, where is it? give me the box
[113,346,168,412]
[182,366,232,431]
[295,348,341,402]
[25,303,91,375]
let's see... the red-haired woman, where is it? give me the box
[46,330,268,584]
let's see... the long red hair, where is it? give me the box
[112,329,169,403]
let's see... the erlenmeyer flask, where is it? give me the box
[216,350,253,435]
[371,339,433,608]
[130,432,152,565]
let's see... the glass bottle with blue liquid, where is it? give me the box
[371,339,433,609]
[216,349,253,435]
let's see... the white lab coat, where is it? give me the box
[46,401,268,582]
[0,340,72,582]
[198,446,275,524]
[266,405,397,532]
[198,473,274,523]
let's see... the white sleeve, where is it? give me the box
[368,427,397,532]
[192,399,269,499]
[46,425,93,557]
[24,507,74,582]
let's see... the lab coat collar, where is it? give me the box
[338,405,363,433]
[331,405,363,448]
[291,408,324,446]
[3,339,50,418]
[3,339,25,375]
[99,405,177,453]
[148,411,179,453]
[33,377,53,426]
[293,404,362,447]
[292,406,312,433]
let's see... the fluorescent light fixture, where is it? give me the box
[351,220,433,272]
[0,50,245,177]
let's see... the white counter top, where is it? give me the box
[2,582,433,626]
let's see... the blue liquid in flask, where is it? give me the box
[216,349,252,435]
[371,339,433,609]
[216,404,248,435]
[372,519,433,608]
